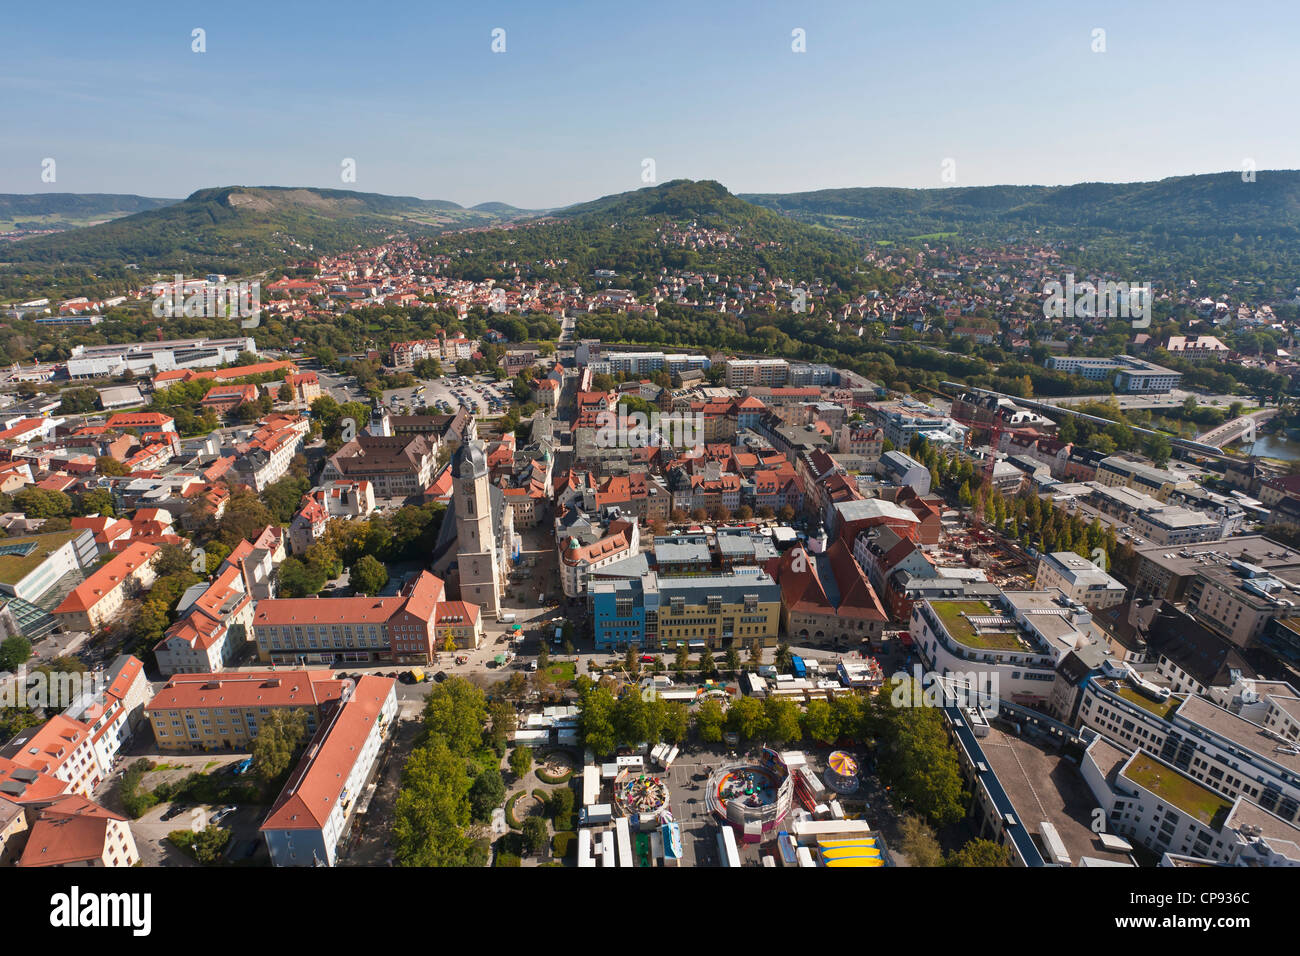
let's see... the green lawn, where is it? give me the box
[1124,753,1232,826]
[930,600,1025,651]
[0,530,79,587]
[543,662,576,682]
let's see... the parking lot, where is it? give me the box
[382,373,514,418]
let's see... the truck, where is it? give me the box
[790,655,807,679]
[1038,821,1071,866]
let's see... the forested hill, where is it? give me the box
[427,179,891,294]
[742,171,1300,291]
[742,171,1300,239]
[0,193,177,233]
[1,186,540,273]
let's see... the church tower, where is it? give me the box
[452,440,500,617]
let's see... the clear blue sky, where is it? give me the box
[3,0,1297,208]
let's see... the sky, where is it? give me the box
[2,0,1298,208]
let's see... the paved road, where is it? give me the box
[1041,389,1249,411]
[1197,407,1278,446]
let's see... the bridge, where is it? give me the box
[938,382,1276,467]
[1196,409,1277,449]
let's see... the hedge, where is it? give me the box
[505,791,526,830]
[535,765,573,784]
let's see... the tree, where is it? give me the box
[726,696,767,741]
[74,488,116,518]
[510,746,533,779]
[614,689,655,746]
[657,700,689,744]
[277,382,293,403]
[876,683,967,826]
[349,554,388,595]
[946,838,1012,867]
[577,681,618,756]
[14,487,71,519]
[1143,433,1172,468]
[548,786,575,825]
[725,645,742,676]
[485,698,515,754]
[775,642,793,673]
[899,813,944,867]
[96,455,129,477]
[763,697,801,746]
[277,557,327,597]
[673,642,690,681]
[392,737,474,867]
[800,698,837,743]
[697,651,716,678]
[169,825,230,864]
[468,766,506,822]
[521,816,549,855]
[251,710,308,784]
[422,677,487,757]
[0,635,32,671]
[695,698,725,743]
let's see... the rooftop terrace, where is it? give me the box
[929,599,1029,651]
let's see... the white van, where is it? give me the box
[498,612,517,624]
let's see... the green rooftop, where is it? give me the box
[0,530,79,589]
[1124,752,1233,827]
[930,599,1027,651]
[1111,682,1184,721]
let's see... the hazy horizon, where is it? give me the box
[5,0,1298,207]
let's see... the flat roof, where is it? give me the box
[0,530,79,587]
[1122,752,1233,827]
[928,599,1029,651]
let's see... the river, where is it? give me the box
[1244,432,1300,461]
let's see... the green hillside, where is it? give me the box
[1,186,537,273]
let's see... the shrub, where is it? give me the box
[494,852,522,867]
[552,831,577,858]
[535,764,573,784]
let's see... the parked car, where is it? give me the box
[161,804,189,822]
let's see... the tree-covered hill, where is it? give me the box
[1,186,539,273]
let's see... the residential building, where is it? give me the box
[251,571,478,665]
[145,669,349,752]
[322,433,437,500]
[17,795,139,868]
[52,541,159,632]
[261,675,397,867]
